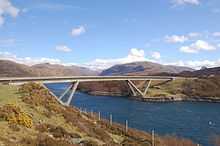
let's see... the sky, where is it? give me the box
[0,0,220,70]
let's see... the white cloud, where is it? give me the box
[1,50,220,71]
[0,52,63,66]
[165,35,188,43]
[0,0,20,26]
[0,49,157,71]
[128,48,145,58]
[151,52,161,60]
[0,49,149,70]
[71,26,86,37]
[180,40,216,53]
[188,32,201,38]
[55,45,72,52]
[165,32,202,44]
[172,0,200,5]
[167,59,220,69]
[82,48,150,70]
[213,32,220,37]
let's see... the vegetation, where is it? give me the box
[79,76,220,102]
[182,76,220,98]
[0,82,198,146]
[147,76,220,101]
[0,104,33,128]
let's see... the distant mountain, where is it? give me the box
[31,63,98,76]
[0,60,35,77]
[100,61,194,76]
[180,67,220,77]
[0,60,98,77]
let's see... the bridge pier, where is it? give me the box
[127,80,152,98]
[58,81,80,106]
[66,81,79,105]
[143,80,151,96]
[127,81,137,96]
[59,84,73,100]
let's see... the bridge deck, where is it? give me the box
[0,76,175,84]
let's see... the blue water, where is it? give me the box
[46,83,220,146]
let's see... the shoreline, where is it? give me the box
[130,96,220,103]
[80,91,220,103]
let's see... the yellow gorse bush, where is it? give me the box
[0,104,33,128]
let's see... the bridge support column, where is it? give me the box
[127,81,137,96]
[143,80,151,96]
[59,84,73,100]
[127,80,145,97]
[127,80,152,98]
[65,81,79,106]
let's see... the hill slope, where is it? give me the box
[0,83,197,146]
[100,61,194,76]
[31,63,98,76]
[0,60,35,77]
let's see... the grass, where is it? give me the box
[0,85,21,105]
[134,79,189,98]
[150,79,187,97]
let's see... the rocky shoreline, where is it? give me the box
[130,96,220,103]
[78,77,220,103]
[81,90,220,103]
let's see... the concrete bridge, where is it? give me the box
[0,76,175,106]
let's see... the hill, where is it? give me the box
[100,61,194,76]
[0,60,35,77]
[180,67,220,77]
[31,63,98,76]
[0,83,197,146]
[0,60,98,77]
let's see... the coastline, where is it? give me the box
[77,77,220,103]
[80,90,220,103]
[130,96,220,103]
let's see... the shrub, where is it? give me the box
[0,104,33,128]
[35,123,81,139]
[19,83,63,114]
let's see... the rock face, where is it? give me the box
[0,60,98,77]
[100,61,194,76]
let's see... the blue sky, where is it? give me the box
[0,0,220,70]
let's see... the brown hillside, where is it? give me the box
[0,60,98,77]
[100,61,194,76]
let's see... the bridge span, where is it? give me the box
[0,76,176,106]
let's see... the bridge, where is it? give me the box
[0,76,175,106]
